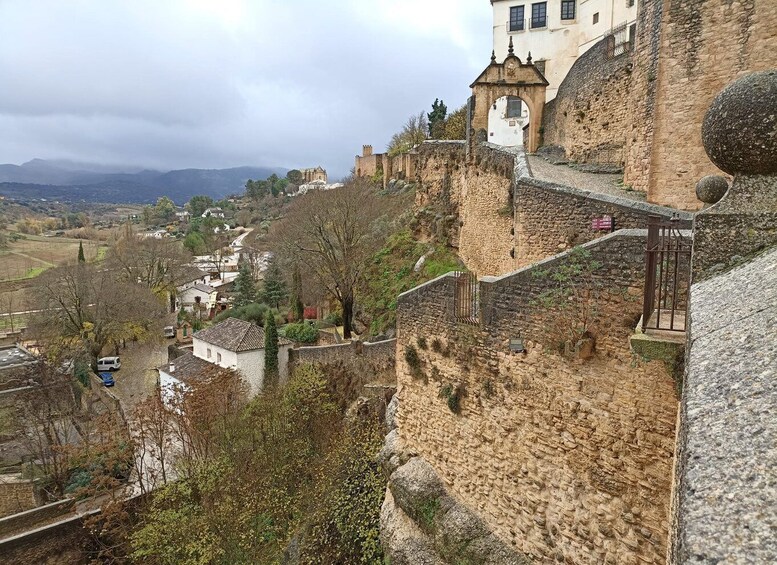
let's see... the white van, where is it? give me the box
[97,356,121,371]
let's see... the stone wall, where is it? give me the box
[542,37,633,167]
[289,338,396,370]
[625,0,777,209]
[0,498,74,538]
[0,478,37,519]
[0,513,87,565]
[394,231,678,564]
[514,176,692,267]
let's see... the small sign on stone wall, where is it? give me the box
[509,338,525,353]
[591,215,614,231]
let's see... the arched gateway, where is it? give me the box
[470,38,548,153]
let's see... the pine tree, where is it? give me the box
[262,258,288,309]
[428,98,448,138]
[77,241,85,263]
[234,262,257,307]
[264,310,279,386]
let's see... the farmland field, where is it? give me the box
[0,235,107,282]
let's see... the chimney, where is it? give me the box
[169,363,175,373]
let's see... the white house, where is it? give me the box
[490,0,637,101]
[201,207,225,218]
[191,317,292,396]
[177,283,218,315]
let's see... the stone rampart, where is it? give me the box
[543,37,633,167]
[0,498,74,537]
[289,338,396,370]
[515,176,692,266]
[394,230,678,564]
[624,0,777,209]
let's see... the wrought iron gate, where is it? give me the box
[453,271,479,325]
[641,215,692,332]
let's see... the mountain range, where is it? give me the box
[0,159,288,204]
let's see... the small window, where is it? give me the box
[509,6,525,31]
[207,348,211,359]
[561,0,575,20]
[506,97,523,118]
[217,352,222,363]
[531,2,547,29]
[593,12,599,24]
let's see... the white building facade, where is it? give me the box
[491,0,637,101]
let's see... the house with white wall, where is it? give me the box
[193,317,292,396]
[490,0,637,143]
[177,283,218,316]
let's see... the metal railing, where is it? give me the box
[608,22,631,58]
[453,271,479,325]
[641,215,691,332]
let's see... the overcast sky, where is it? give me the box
[0,0,492,179]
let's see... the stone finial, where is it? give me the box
[695,175,729,205]
[527,51,532,64]
[508,36,514,55]
[491,50,497,64]
[701,70,777,176]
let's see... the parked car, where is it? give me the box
[163,326,176,338]
[99,372,115,387]
[97,356,121,371]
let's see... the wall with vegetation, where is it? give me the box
[393,231,678,564]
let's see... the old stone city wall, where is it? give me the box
[542,36,634,167]
[514,176,692,267]
[624,0,777,209]
[0,478,38,519]
[394,231,678,564]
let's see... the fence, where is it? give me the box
[641,216,692,332]
[453,271,479,325]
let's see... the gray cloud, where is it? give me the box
[0,0,492,178]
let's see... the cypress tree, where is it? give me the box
[292,265,304,322]
[77,241,85,263]
[264,310,279,387]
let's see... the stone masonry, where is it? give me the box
[394,231,678,564]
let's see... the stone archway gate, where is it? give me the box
[469,42,548,153]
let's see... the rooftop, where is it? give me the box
[0,345,37,371]
[193,317,291,352]
[159,352,215,383]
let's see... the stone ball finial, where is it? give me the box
[695,175,729,204]
[702,70,777,175]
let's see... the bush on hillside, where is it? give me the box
[281,321,318,344]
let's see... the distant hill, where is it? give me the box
[0,159,288,204]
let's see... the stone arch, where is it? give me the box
[470,46,548,153]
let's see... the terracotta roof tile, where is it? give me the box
[193,317,291,351]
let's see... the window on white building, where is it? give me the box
[207,348,212,359]
[531,2,547,29]
[506,97,523,118]
[217,352,222,363]
[593,12,600,24]
[561,0,576,20]
[509,6,525,31]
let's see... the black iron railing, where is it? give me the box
[642,215,691,332]
[453,271,479,325]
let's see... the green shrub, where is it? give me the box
[282,321,319,344]
[439,383,464,414]
[416,336,428,350]
[324,311,343,326]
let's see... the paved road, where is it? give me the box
[109,339,169,418]
[527,155,646,201]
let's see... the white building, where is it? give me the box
[296,180,344,196]
[159,317,292,401]
[177,283,218,314]
[490,0,637,101]
[201,207,225,218]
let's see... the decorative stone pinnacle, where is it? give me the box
[491,50,496,64]
[508,36,514,55]
[702,70,777,176]
[527,51,533,64]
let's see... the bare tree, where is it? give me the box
[270,178,407,338]
[387,111,428,156]
[29,263,164,369]
[108,226,193,297]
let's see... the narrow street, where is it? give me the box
[109,339,168,418]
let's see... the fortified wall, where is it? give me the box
[388,231,678,564]
[543,0,777,210]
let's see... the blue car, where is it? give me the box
[99,372,115,387]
